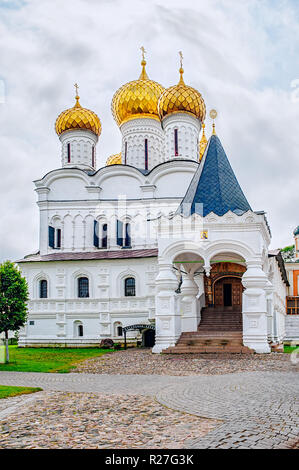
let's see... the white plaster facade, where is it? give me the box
[152,212,287,354]
[17,70,288,352]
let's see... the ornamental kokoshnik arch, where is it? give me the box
[123,324,155,349]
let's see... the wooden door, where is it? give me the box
[214,277,242,308]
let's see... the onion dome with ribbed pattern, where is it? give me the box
[158,66,206,122]
[106,152,122,166]
[55,93,101,136]
[111,57,165,127]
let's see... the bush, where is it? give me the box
[114,343,121,350]
[100,338,114,349]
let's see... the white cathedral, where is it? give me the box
[17,51,288,354]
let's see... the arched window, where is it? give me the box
[67,143,71,163]
[73,321,83,337]
[92,146,95,167]
[39,279,48,298]
[101,223,108,248]
[145,138,148,170]
[174,129,179,156]
[124,223,131,248]
[124,141,127,165]
[125,277,135,297]
[78,277,89,298]
[114,322,123,337]
[117,326,123,336]
[78,324,84,337]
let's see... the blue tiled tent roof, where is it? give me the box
[177,135,252,217]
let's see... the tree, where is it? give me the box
[0,261,28,363]
[281,245,295,262]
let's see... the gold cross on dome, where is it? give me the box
[74,83,79,96]
[140,46,146,61]
[179,51,184,68]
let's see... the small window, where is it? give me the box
[78,277,89,298]
[124,223,131,248]
[92,146,95,167]
[29,320,35,326]
[125,277,135,297]
[56,229,61,249]
[67,143,71,163]
[39,280,48,298]
[145,139,148,170]
[102,224,108,248]
[117,326,123,336]
[78,324,84,337]
[174,129,179,156]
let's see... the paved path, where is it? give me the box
[157,371,299,449]
[0,371,192,396]
[0,370,298,449]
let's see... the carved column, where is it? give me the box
[242,261,271,353]
[180,272,199,332]
[152,263,180,354]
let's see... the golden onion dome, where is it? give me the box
[158,65,206,122]
[111,54,165,127]
[106,152,122,166]
[55,89,101,136]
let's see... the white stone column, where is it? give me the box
[242,261,271,353]
[152,263,180,353]
[265,280,275,343]
[180,272,199,332]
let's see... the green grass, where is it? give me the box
[0,385,42,399]
[284,345,299,354]
[0,346,113,373]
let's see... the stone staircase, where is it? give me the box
[164,307,254,354]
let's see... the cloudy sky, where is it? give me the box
[0,0,299,261]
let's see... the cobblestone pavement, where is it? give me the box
[0,369,298,449]
[0,371,193,395]
[157,371,299,449]
[0,392,218,449]
[74,349,298,376]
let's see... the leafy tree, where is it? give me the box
[281,245,295,262]
[0,261,28,363]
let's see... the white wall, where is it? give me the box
[18,257,158,346]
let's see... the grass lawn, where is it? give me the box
[0,346,113,373]
[284,345,299,354]
[0,385,42,399]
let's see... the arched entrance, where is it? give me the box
[204,261,246,309]
[214,276,243,309]
[123,324,155,349]
[142,329,155,347]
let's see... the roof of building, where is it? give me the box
[177,135,252,217]
[17,249,158,263]
[268,250,290,286]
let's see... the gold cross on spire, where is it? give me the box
[179,51,184,68]
[74,83,79,97]
[140,46,146,61]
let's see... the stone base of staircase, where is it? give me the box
[163,307,255,354]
